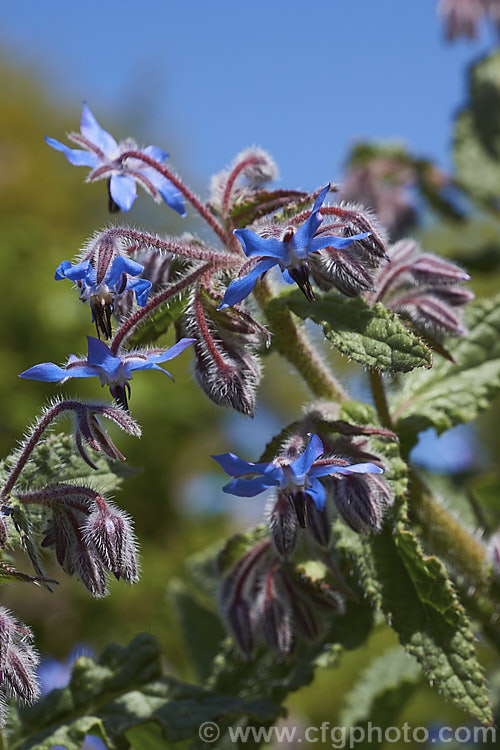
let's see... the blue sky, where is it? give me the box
[1,0,496,191]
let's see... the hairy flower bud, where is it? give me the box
[320,202,389,267]
[183,287,266,416]
[331,474,393,533]
[219,541,272,657]
[83,498,139,583]
[370,238,473,338]
[310,247,375,297]
[305,496,331,547]
[268,493,299,558]
[0,608,40,716]
[259,568,293,655]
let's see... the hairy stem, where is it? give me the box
[254,278,347,402]
[118,151,229,245]
[408,468,488,583]
[111,264,208,352]
[368,369,394,430]
[1,401,81,499]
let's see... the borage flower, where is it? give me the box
[55,256,152,339]
[19,336,195,410]
[212,434,383,527]
[218,185,371,309]
[46,104,186,215]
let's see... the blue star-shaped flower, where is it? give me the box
[218,185,371,309]
[213,434,383,526]
[46,104,186,215]
[19,336,195,410]
[55,256,152,339]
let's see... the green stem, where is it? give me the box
[407,468,489,584]
[368,369,394,429]
[254,278,347,402]
[369,370,493,594]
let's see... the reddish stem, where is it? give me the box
[222,156,263,214]
[110,264,208,353]
[1,401,83,499]
[118,150,229,245]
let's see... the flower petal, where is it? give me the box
[134,338,195,367]
[218,258,278,309]
[292,185,329,249]
[109,174,138,212]
[86,336,119,370]
[290,434,324,477]
[142,145,169,163]
[127,278,152,307]
[233,229,286,261]
[212,453,281,481]
[310,461,384,478]
[306,478,327,510]
[45,137,99,168]
[80,104,118,156]
[19,362,96,382]
[105,256,144,288]
[308,231,371,254]
[156,179,187,217]
[222,476,274,497]
[54,259,93,282]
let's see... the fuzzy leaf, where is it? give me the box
[365,501,492,725]
[13,634,281,750]
[270,290,432,372]
[392,294,500,449]
[339,647,421,737]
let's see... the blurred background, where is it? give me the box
[2,0,500,741]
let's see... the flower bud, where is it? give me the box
[226,599,256,657]
[268,493,299,558]
[259,570,293,655]
[321,202,389,266]
[305,496,331,547]
[183,288,266,416]
[310,248,375,297]
[0,608,40,710]
[331,474,393,533]
[83,498,139,583]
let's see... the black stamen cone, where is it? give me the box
[107,179,121,214]
[91,299,113,340]
[289,265,315,302]
[289,490,308,529]
[110,382,131,411]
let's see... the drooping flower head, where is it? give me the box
[19,336,195,410]
[46,104,186,215]
[218,185,371,309]
[55,255,151,339]
[212,434,383,527]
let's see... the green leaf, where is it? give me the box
[365,501,492,725]
[13,634,282,750]
[339,647,421,739]
[170,579,226,681]
[127,292,190,348]
[269,290,432,372]
[392,294,500,449]
[454,50,500,207]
